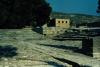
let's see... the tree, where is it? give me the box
[97,0,100,13]
[0,0,52,28]
[32,0,52,27]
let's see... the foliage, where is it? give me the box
[97,0,100,13]
[0,0,52,28]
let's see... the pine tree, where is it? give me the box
[97,0,100,13]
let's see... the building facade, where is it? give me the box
[55,18,70,28]
[43,18,70,36]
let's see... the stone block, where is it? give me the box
[93,37,100,60]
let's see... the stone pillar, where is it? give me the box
[82,37,100,60]
[82,38,93,56]
[93,37,100,60]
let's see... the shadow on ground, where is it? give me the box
[38,44,86,55]
[37,44,92,67]
[39,44,91,56]
[40,57,91,67]
[51,57,91,67]
[44,61,65,67]
[0,45,18,58]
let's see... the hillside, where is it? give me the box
[51,12,100,24]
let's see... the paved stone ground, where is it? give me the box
[0,29,100,67]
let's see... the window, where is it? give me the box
[58,21,60,23]
[62,21,64,23]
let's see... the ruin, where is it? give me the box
[53,36,100,60]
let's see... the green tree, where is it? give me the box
[97,0,100,13]
[0,0,52,28]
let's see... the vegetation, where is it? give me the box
[51,12,100,25]
[97,0,100,13]
[0,0,99,28]
[0,0,52,28]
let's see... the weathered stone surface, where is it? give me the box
[93,36,100,60]
[0,29,100,67]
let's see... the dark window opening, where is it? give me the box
[58,21,60,23]
[62,21,64,23]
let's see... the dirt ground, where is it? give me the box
[0,29,100,67]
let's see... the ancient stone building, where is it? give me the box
[43,18,70,36]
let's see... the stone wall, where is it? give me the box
[93,36,100,60]
[82,38,93,56]
[82,37,100,60]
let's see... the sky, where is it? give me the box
[47,0,99,16]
